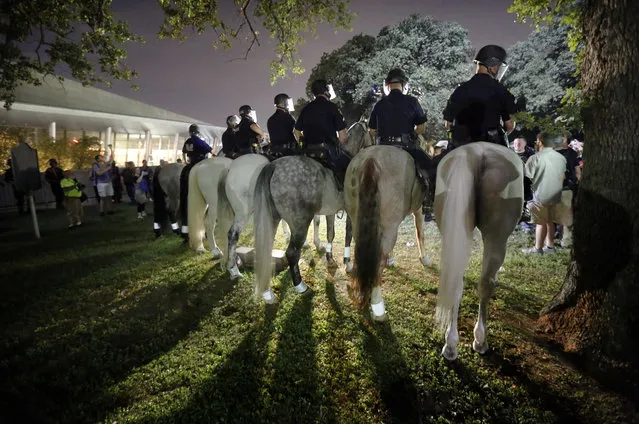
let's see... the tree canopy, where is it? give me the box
[305,15,472,138]
[0,0,353,109]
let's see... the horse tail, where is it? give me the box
[435,147,477,332]
[187,164,207,249]
[152,167,167,222]
[354,157,382,308]
[253,163,279,298]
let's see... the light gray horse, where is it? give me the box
[253,121,372,303]
[152,162,185,236]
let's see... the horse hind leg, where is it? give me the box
[413,209,431,266]
[312,215,322,251]
[344,215,353,273]
[286,220,314,295]
[226,213,248,280]
[325,214,337,268]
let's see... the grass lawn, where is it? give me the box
[0,204,637,424]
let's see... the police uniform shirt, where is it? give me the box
[368,89,427,138]
[221,129,237,154]
[294,96,346,145]
[443,73,517,139]
[267,109,296,146]
[236,117,258,150]
[182,135,212,159]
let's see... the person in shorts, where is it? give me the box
[521,132,570,254]
[92,154,114,216]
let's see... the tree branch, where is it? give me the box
[227,0,260,63]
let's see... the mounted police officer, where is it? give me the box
[267,93,298,159]
[443,45,517,149]
[368,68,434,214]
[179,123,213,240]
[293,79,350,190]
[236,105,265,156]
[221,115,241,159]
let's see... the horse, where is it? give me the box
[186,156,234,258]
[253,121,372,303]
[187,154,327,279]
[152,163,185,236]
[433,142,523,361]
[345,145,432,320]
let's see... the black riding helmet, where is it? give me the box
[385,68,409,84]
[189,124,199,135]
[310,79,329,96]
[274,93,291,108]
[239,105,253,116]
[474,45,507,67]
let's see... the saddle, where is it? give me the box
[303,142,344,191]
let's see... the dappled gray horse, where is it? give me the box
[253,121,372,303]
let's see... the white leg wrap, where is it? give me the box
[153,222,161,230]
[295,281,309,293]
[171,222,179,230]
[371,300,386,317]
[325,243,332,253]
[228,265,242,280]
[181,225,188,234]
[343,246,351,258]
[262,288,275,302]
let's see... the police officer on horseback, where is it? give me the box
[368,68,434,214]
[267,93,298,159]
[236,105,265,156]
[221,115,241,158]
[179,123,213,239]
[293,79,350,190]
[443,45,517,149]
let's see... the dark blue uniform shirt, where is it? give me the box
[236,117,259,151]
[368,89,427,138]
[267,109,296,147]
[294,96,347,146]
[221,129,237,156]
[182,135,212,162]
[443,73,517,142]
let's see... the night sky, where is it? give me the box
[106,0,532,127]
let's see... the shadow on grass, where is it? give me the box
[358,319,428,423]
[0,264,236,424]
[152,306,279,423]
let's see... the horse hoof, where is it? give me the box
[326,257,338,269]
[372,312,388,322]
[302,240,310,249]
[228,266,243,280]
[211,247,223,259]
[441,345,458,361]
[472,340,489,355]
[420,256,431,266]
[386,257,395,267]
[195,247,207,254]
[345,261,354,274]
[315,243,325,253]
[262,289,278,304]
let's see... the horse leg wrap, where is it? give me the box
[171,222,180,234]
[343,246,351,264]
[371,300,386,317]
[153,222,162,238]
[294,281,309,294]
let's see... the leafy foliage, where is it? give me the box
[507,1,586,134]
[0,0,142,109]
[0,0,354,109]
[503,22,582,134]
[307,15,472,138]
[0,127,100,171]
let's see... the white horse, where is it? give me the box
[345,145,432,319]
[434,142,523,361]
[187,157,234,258]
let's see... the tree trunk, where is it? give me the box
[539,0,639,361]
